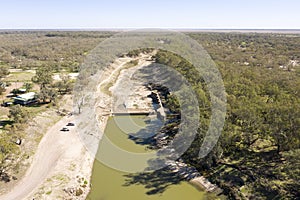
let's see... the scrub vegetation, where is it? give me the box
[0,31,299,199]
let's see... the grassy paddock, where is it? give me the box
[4,72,35,82]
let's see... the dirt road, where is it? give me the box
[0,115,81,200]
[0,54,154,200]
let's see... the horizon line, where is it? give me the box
[0,28,300,33]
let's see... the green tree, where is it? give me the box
[0,65,9,78]
[266,101,300,153]
[0,83,5,95]
[0,135,18,179]
[38,87,57,103]
[9,105,29,124]
[54,74,74,94]
[23,82,33,92]
[0,65,9,95]
[32,67,57,103]
[32,67,53,89]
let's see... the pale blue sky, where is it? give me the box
[0,0,299,29]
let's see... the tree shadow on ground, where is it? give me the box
[0,169,17,183]
[123,167,184,195]
[210,149,290,199]
[128,117,163,148]
[0,172,11,183]
[0,120,13,129]
[25,101,47,107]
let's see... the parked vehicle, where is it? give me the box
[1,102,13,107]
[66,122,75,126]
[60,127,70,132]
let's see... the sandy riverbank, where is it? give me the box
[77,54,155,199]
[0,53,153,200]
[0,51,221,199]
[28,54,154,199]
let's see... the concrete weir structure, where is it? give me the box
[108,53,168,120]
[111,90,166,120]
[111,108,152,116]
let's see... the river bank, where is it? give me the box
[86,51,222,199]
[87,116,211,200]
[0,54,148,200]
[9,50,221,200]
[80,53,156,199]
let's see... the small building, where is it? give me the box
[13,92,37,105]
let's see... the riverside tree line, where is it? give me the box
[0,31,299,199]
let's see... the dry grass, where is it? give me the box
[4,72,35,82]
